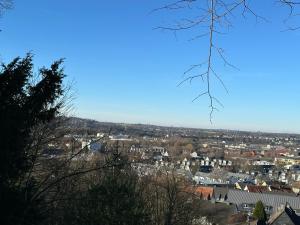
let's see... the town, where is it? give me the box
[44,117,300,225]
[2,1,300,225]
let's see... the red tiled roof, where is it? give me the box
[185,185,214,200]
[246,185,269,193]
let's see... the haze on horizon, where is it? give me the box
[1,1,300,133]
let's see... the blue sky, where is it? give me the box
[1,0,300,133]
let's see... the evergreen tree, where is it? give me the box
[253,200,267,222]
[0,54,65,225]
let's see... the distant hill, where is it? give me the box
[63,116,206,137]
[63,117,300,138]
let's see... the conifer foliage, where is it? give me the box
[253,200,267,222]
[0,54,65,225]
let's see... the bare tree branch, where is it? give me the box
[0,0,12,16]
[153,0,266,122]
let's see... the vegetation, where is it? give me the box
[253,200,267,222]
[0,54,65,225]
[0,55,221,225]
[2,2,285,225]
[60,153,151,225]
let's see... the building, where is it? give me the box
[268,204,300,225]
[81,140,102,152]
[244,185,271,193]
[213,186,229,203]
[227,189,300,214]
[109,134,132,141]
[275,157,300,166]
[185,185,214,200]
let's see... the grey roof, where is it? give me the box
[268,204,300,225]
[214,187,229,199]
[227,189,300,210]
[176,169,193,179]
[227,172,250,179]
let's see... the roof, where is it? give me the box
[268,204,300,225]
[227,172,250,179]
[236,182,247,190]
[227,189,300,210]
[214,186,229,199]
[292,181,300,189]
[193,172,226,185]
[270,184,294,195]
[185,185,214,199]
[246,185,270,193]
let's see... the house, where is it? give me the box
[267,203,300,225]
[213,186,229,203]
[235,180,258,190]
[275,157,300,166]
[241,150,257,158]
[190,151,198,158]
[244,185,271,193]
[89,141,102,152]
[109,134,132,141]
[227,189,300,214]
[193,171,226,185]
[81,140,102,152]
[291,181,300,194]
[227,172,251,183]
[42,148,64,158]
[185,185,214,200]
[269,183,294,195]
[274,148,291,157]
[199,165,213,173]
[153,152,163,161]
